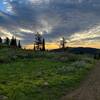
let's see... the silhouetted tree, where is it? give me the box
[14,38,17,47]
[18,40,21,48]
[42,38,45,51]
[60,37,66,50]
[10,36,14,46]
[34,32,43,50]
[4,37,10,46]
[0,37,2,43]
[10,36,17,47]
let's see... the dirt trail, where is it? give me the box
[62,61,100,100]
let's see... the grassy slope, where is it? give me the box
[0,48,95,100]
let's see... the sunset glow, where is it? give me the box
[0,0,100,49]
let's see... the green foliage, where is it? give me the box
[0,48,95,100]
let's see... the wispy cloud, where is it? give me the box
[0,0,100,48]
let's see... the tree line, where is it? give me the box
[0,36,21,48]
[0,32,67,51]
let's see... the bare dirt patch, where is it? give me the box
[62,61,100,100]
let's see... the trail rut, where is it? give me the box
[62,61,100,100]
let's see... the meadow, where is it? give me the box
[0,48,95,100]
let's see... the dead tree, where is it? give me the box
[60,37,66,50]
[34,32,43,51]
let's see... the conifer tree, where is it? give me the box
[14,38,17,47]
[10,36,14,46]
[5,37,10,46]
[42,38,45,51]
[18,40,21,48]
[0,37,2,43]
[10,36,17,47]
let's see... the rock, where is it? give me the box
[44,82,49,86]
[0,95,8,100]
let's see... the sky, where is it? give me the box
[0,0,100,49]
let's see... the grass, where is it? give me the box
[0,48,95,100]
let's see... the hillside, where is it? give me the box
[51,47,100,56]
[0,47,96,100]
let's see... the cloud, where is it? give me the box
[0,0,100,48]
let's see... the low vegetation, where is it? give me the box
[0,48,96,100]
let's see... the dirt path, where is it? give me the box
[62,61,100,100]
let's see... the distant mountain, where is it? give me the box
[51,47,100,55]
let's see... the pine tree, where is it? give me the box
[10,36,14,46]
[10,36,17,47]
[14,38,17,47]
[5,37,10,46]
[18,40,21,48]
[0,37,2,43]
[42,38,45,51]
